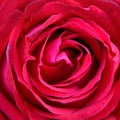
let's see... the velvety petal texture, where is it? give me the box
[0,0,120,120]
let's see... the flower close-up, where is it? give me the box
[0,0,120,120]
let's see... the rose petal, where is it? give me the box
[0,10,23,62]
[0,92,25,120]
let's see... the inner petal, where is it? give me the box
[56,51,72,66]
[40,61,74,84]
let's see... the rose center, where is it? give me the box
[40,47,79,84]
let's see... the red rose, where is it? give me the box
[0,0,120,120]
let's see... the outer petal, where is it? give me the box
[0,91,26,120]
[75,0,120,50]
[0,10,23,62]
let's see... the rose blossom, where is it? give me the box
[0,0,120,120]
